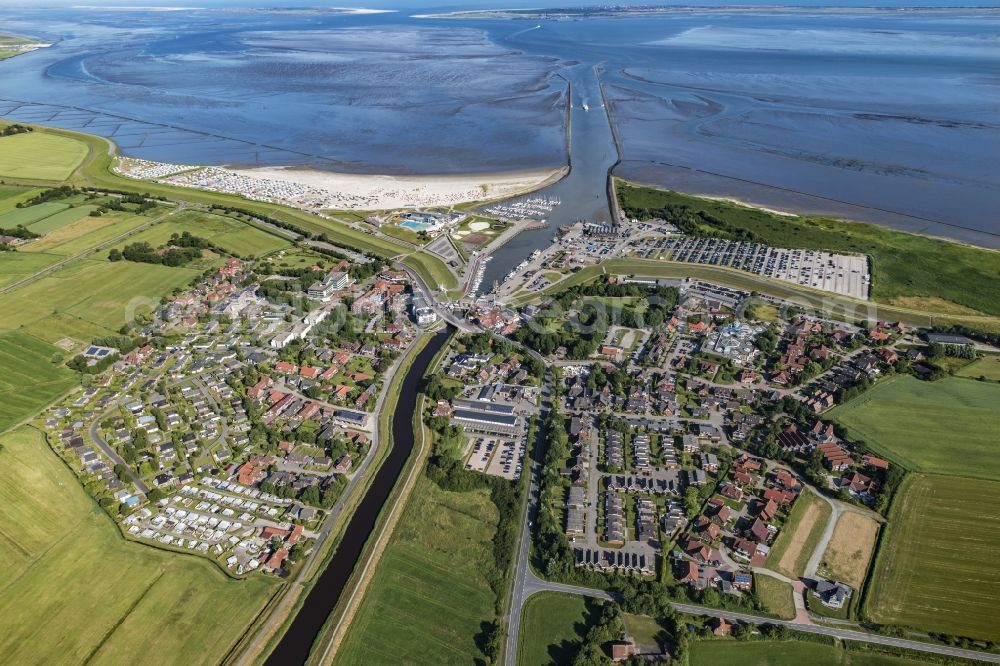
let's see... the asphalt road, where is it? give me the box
[515,566,1000,664]
[88,403,150,495]
[504,374,553,666]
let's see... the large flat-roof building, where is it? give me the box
[451,406,520,436]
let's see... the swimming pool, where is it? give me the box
[399,220,432,232]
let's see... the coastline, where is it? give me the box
[229,165,568,211]
[614,170,1000,252]
[115,156,567,212]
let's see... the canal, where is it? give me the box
[263,327,451,665]
[478,62,619,292]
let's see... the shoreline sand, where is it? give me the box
[228,165,568,211]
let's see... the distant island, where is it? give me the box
[415,5,1000,19]
[0,32,50,60]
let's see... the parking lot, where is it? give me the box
[465,436,525,480]
[633,236,870,299]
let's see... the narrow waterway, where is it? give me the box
[478,62,619,292]
[263,327,451,665]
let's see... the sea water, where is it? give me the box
[0,5,996,248]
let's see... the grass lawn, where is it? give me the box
[623,613,668,648]
[617,182,1000,317]
[755,575,796,620]
[817,512,880,590]
[956,355,1000,382]
[0,259,200,338]
[264,247,327,270]
[866,473,1000,642]
[107,210,290,258]
[381,223,423,245]
[336,476,499,665]
[403,250,458,290]
[0,332,76,431]
[768,490,832,579]
[0,131,88,180]
[519,592,602,666]
[829,375,1000,481]
[688,639,924,666]
[0,427,279,666]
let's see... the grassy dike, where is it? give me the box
[305,329,451,666]
[0,121,456,289]
[616,181,1000,318]
[511,259,1000,331]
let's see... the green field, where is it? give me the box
[617,182,1000,317]
[0,251,63,287]
[0,201,69,227]
[3,123,455,287]
[0,427,280,666]
[0,332,77,431]
[519,592,601,666]
[0,131,88,180]
[403,250,458,290]
[768,490,832,579]
[689,639,927,666]
[956,355,1000,382]
[0,259,201,340]
[623,613,668,648]
[829,375,1000,481]
[756,575,796,620]
[25,205,98,234]
[336,476,499,665]
[866,474,1000,642]
[23,210,153,257]
[107,210,291,258]
[0,185,43,214]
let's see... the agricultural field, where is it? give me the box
[0,131,88,181]
[518,592,601,666]
[617,181,1000,317]
[0,332,76,432]
[0,201,69,227]
[688,639,927,666]
[829,375,1000,481]
[0,185,43,213]
[335,476,499,665]
[106,210,291,259]
[0,259,201,341]
[0,427,280,666]
[25,205,99,234]
[817,512,880,589]
[866,474,1000,642]
[768,490,832,579]
[956,355,1000,382]
[755,575,796,620]
[21,210,153,256]
[0,251,62,288]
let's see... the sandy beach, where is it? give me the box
[228,165,568,210]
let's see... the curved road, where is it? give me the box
[517,570,1000,664]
